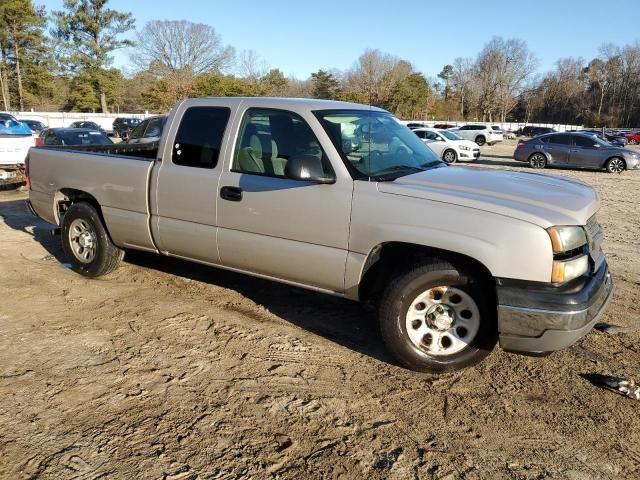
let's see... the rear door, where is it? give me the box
[150,100,235,262]
[217,106,353,292]
[542,134,572,164]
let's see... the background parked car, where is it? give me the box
[531,127,556,137]
[39,128,113,146]
[413,127,480,163]
[450,124,503,146]
[112,117,141,139]
[126,116,166,144]
[625,131,640,145]
[21,119,46,135]
[68,121,107,136]
[514,132,640,173]
[578,130,627,147]
[433,123,457,129]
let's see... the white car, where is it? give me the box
[0,113,35,169]
[450,124,503,146]
[412,128,480,163]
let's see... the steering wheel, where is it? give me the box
[395,147,410,163]
[366,149,384,171]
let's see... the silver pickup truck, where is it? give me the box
[26,97,614,372]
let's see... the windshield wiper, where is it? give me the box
[370,165,426,181]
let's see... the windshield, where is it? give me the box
[315,110,442,179]
[439,130,462,141]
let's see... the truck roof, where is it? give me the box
[179,97,388,113]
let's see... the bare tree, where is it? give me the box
[235,49,268,80]
[451,57,473,119]
[344,49,411,106]
[132,20,235,75]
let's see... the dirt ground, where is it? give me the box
[1,140,639,479]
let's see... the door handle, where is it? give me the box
[220,186,243,202]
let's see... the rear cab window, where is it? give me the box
[171,107,231,169]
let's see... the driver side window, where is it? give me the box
[232,108,332,180]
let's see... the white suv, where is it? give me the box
[413,128,480,163]
[451,125,503,146]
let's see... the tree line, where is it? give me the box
[2,0,640,127]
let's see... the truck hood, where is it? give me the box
[377,166,599,227]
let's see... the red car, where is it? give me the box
[625,132,640,144]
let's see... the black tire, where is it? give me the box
[61,202,123,277]
[528,152,547,169]
[442,149,457,164]
[605,157,626,174]
[475,135,486,146]
[629,139,638,145]
[378,258,497,373]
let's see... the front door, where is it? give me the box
[151,103,234,263]
[217,107,353,292]
[569,135,605,169]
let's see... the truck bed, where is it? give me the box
[28,143,158,251]
[38,140,159,159]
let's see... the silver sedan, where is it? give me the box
[514,132,640,173]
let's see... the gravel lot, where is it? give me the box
[1,140,639,479]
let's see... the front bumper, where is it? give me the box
[459,149,480,160]
[497,262,615,353]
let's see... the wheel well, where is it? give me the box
[528,151,546,161]
[605,156,625,167]
[475,135,486,140]
[358,242,496,307]
[55,188,104,225]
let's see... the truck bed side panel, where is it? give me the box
[28,148,156,251]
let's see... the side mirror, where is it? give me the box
[285,155,336,184]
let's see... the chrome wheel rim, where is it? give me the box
[608,158,625,173]
[443,150,456,163]
[69,218,97,263]
[530,154,546,168]
[405,286,480,356]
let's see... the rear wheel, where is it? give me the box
[475,135,486,146]
[378,259,496,373]
[61,202,123,277]
[629,139,638,145]
[528,152,547,169]
[442,149,457,164]
[606,157,626,173]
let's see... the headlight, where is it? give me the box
[551,254,589,283]
[459,145,470,151]
[547,226,587,253]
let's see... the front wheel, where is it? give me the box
[61,202,124,277]
[629,139,638,145]
[606,157,626,173]
[378,259,497,373]
[442,149,457,164]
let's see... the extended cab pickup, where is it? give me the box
[26,98,614,372]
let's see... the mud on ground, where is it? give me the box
[1,143,639,479]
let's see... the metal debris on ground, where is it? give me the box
[617,379,640,400]
[594,322,632,334]
[589,374,640,400]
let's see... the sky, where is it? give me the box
[38,0,640,80]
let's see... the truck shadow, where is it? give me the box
[125,250,395,366]
[0,197,395,367]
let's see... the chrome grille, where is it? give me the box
[585,215,604,268]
